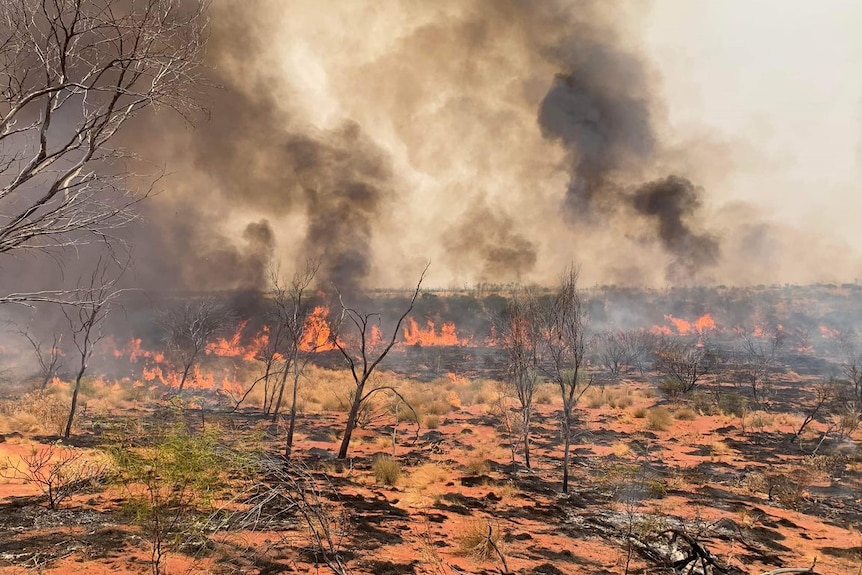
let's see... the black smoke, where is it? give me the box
[632,176,719,281]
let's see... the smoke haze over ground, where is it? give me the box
[62,0,862,291]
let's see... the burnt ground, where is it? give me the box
[1,363,861,575]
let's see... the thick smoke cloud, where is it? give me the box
[107,0,857,291]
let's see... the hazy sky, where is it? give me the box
[644,0,862,245]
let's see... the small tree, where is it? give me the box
[272,259,323,458]
[499,285,541,469]
[593,330,635,382]
[654,339,716,396]
[62,256,124,438]
[618,329,660,377]
[835,329,862,415]
[159,298,231,392]
[539,268,591,493]
[330,264,428,460]
[1,442,108,510]
[111,422,235,575]
[736,324,785,403]
[19,328,64,390]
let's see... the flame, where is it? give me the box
[403,318,471,346]
[653,314,716,336]
[369,325,383,349]
[300,306,338,352]
[820,325,840,339]
[650,325,674,336]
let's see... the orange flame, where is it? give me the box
[655,314,716,336]
[820,325,840,339]
[403,318,471,346]
[300,306,338,352]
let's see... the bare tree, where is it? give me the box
[0,0,207,304]
[539,268,591,494]
[499,285,541,470]
[158,297,230,392]
[736,324,785,403]
[835,328,862,414]
[654,338,716,396]
[62,255,124,437]
[19,327,64,389]
[271,260,323,458]
[593,330,635,383]
[618,328,660,377]
[330,264,428,460]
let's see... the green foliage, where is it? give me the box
[110,422,246,574]
[718,392,748,418]
[646,479,668,499]
[658,378,686,401]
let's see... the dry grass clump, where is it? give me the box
[403,386,453,420]
[631,406,647,419]
[456,519,506,561]
[372,455,401,486]
[740,468,811,509]
[0,390,70,436]
[611,441,632,457]
[583,385,638,410]
[399,462,451,508]
[745,410,775,431]
[424,414,442,429]
[463,452,491,476]
[673,407,697,421]
[299,368,358,413]
[454,378,498,407]
[645,407,673,431]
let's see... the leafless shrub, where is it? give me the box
[158,297,233,392]
[214,457,351,575]
[653,339,716,395]
[1,442,110,510]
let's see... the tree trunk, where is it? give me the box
[271,360,291,422]
[285,371,302,459]
[64,363,86,438]
[561,408,572,493]
[337,383,365,459]
[523,410,532,470]
[178,363,192,392]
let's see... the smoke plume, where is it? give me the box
[104,0,858,290]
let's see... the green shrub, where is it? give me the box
[110,423,244,574]
[658,378,686,400]
[690,391,714,415]
[646,479,668,498]
[718,393,748,417]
